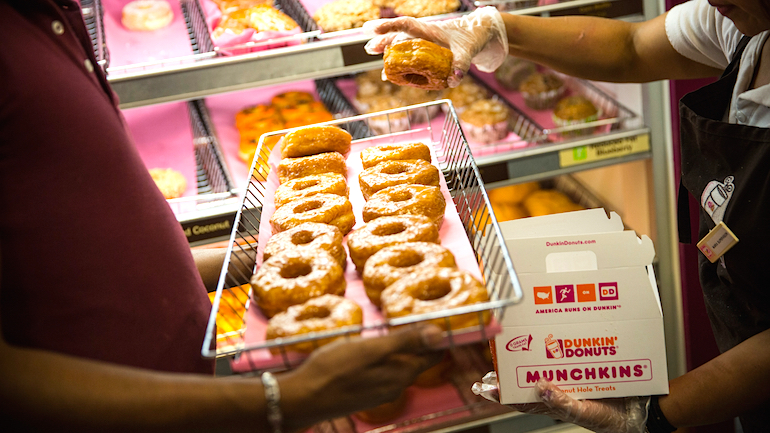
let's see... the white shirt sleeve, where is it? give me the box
[664,0,745,69]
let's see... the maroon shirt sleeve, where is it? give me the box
[0,0,214,375]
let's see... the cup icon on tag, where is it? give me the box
[545,334,564,359]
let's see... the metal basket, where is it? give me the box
[202,100,524,363]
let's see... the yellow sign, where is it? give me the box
[559,134,650,168]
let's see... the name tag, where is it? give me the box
[697,221,739,263]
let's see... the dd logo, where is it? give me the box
[599,282,618,301]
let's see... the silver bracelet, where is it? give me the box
[261,372,283,433]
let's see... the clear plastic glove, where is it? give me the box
[472,371,650,433]
[363,7,508,87]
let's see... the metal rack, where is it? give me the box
[81,0,109,70]
[202,100,524,362]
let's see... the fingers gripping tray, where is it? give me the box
[202,101,524,369]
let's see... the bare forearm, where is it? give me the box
[191,248,228,292]
[0,343,271,432]
[660,329,770,428]
[502,13,722,82]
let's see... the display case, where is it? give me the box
[96,0,686,431]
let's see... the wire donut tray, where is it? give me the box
[202,100,524,370]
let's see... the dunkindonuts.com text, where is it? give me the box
[545,239,597,247]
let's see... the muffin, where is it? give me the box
[396,85,440,123]
[444,77,489,115]
[519,72,565,110]
[552,95,600,137]
[459,99,509,144]
[494,57,536,91]
[366,95,410,134]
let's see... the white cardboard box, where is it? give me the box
[493,209,669,404]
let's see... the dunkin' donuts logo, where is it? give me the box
[544,334,618,359]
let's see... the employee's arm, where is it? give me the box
[191,247,255,292]
[502,13,723,83]
[660,328,770,428]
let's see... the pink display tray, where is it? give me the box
[230,130,501,373]
[334,76,532,158]
[122,102,199,201]
[102,0,194,69]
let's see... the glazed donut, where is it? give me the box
[265,294,363,353]
[361,142,432,169]
[380,268,490,331]
[263,222,348,269]
[358,159,440,200]
[270,193,356,235]
[354,390,408,424]
[251,249,346,318]
[274,173,349,208]
[383,39,453,91]
[281,125,352,158]
[347,215,439,271]
[362,242,456,307]
[362,184,446,227]
[277,152,347,184]
[121,0,174,31]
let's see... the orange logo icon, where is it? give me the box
[576,284,596,302]
[534,286,553,304]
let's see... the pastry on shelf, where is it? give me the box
[212,3,298,39]
[313,0,380,32]
[522,189,584,217]
[395,85,441,123]
[519,72,565,110]
[365,95,410,134]
[122,0,174,32]
[494,57,536,91]
[552,95,600,137]
[459,99,510,144]
[393,0,460,17]
[444,77,488,115]
[149,168,187,199]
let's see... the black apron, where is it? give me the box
[678,35,770,432]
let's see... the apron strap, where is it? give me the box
[676,35,752,244]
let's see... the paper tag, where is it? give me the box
[558,134,650,168]
[697,221,739,263]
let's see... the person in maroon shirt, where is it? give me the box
[0,0,443,430]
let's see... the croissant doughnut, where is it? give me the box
[383,39,454,91]
[347,215,439,271]
[266,294,362,353]
[363,184,446,227]
[251,249,346,318]
[274,173,348,208]
[281,125,352,158]
[277,152,347,184]
[362,242,456,307]
[263,222,348,269]
[270,193,356,235]
[358,159,440,200]
[360,142,432,169]
[380,267,490,330]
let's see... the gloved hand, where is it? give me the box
[363,7,509,87]
[472,371,650,433]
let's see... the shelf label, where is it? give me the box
[181,213,236,244]
[559,134,650,168]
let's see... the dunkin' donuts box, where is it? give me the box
[492,209,669,403]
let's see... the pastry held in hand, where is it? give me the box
[383,39,454,90]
